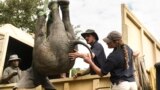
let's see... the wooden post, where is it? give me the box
[64,82,70,90]
[93,79,99,90]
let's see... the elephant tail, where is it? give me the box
[71,40,94,59]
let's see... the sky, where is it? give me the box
[68,0,160,69]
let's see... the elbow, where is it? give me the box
[99,70,107,77]
[99,74,103,77]
[99,72,104,77]
[97,71,103,77]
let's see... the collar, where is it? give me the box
[91,41,98,49]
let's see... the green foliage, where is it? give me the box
[0,0,43,33]
[70,68,80,77]
[73,25,83,40]
[0,0,83,36]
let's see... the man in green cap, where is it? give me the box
[69,29,106,77]
[1,54,22,84]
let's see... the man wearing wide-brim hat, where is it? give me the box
[81,29,99,41]
[69,29,106,77]
[1,54,22,84]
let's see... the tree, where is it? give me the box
[0,0,43,33]
[0,0,82,36]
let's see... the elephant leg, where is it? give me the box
[58,0,75,40]
[41,77,56,90]
[33,69,56,90]
[32,69,56,90]
[48,1,63,35]
[46,12,52,36]
[35,10,47,42]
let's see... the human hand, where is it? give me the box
[133,51,140,57]
[73,72,82,79]
[69,51,80,60]
[60,73,66,78]
[12,71,18,76]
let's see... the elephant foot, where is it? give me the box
[58,0,69,6]
[48,1,59,10]
[36,9,46,17]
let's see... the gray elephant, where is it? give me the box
[14,0,92,90]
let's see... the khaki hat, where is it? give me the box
[8,54,21,62]
[81,29,99,40]
[103,31,122,43]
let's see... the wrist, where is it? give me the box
[78,53,84,58]
[89,60,94,65]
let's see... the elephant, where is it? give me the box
[14,0,93,90]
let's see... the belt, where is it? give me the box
[114,80,125,85]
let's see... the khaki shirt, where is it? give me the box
[2,66,21,83]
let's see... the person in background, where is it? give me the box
[70,31,139,90]
[1,54,22,84]
[69,29,106,77]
